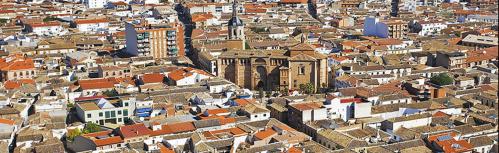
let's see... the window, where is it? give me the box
[294,80,297,87]
[87,114,91,118]
[123,109,128,116]
[254,115,258,118]
[111,111,116,117]
[118,118,122,122]
[117,110,122,115]
[99,112,103,117]
[263,114,267,117]
[105,111,110,118]
[299,66,305,75]
[124,102,129,107]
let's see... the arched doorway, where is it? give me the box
[255,66,267,90]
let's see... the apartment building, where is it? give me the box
[364,17,408,39]
[435,51,467,69]
[75,97,136,126]
[125,23,185,58]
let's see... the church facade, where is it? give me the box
[216,44,328,92]
[195,0,329,92]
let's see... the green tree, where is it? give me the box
[281,87,289,96]
[83,122,101,134]
[258,88,264,98]
[43,16,57,22]
[102,89,119,97]
[266,91,272,98]
[430,73,454,86]
[67,128,82,141]
[67,102,74,109]
[299,83,315,94]
[0,19,8,24]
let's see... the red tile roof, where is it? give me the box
[29,21,61,28]
[167,67,211,81]
[94,136,123,147]
[466,47,498,63]
[206,108,229,115]
[233,98,256,106]
[191,13,214,22]
[0,118,15,125]
[279,0,307,4]
[428,132,472,153]
[4,79,35,90]
[142,73,165,84]
[119,123,152,138]
[158,143,174,153]
[0,56,35,71]
[371,38,403,46]
[78,78,115,90]
[219,117,236,125]
[83,130,124,147]
[0,10,15,14]
[254,128,277,140]
[340,98,363,103]
[291,102,322,111]
[77,77,136,90]
[286,146,303,153]
[74,18,109,24]
[245,8,267,14]
[433,111,449,117]
[150,122,196,136]
[112,1,128,5]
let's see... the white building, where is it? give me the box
[85,0,107,8]
[417,20,448,36]
[324,97,371,121]
[74,18,109,33]
[75,98,136,126]
[381,113,432,132]
[167,68,211,86]
[26,22,66,36]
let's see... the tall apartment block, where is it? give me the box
[125,23,185,58]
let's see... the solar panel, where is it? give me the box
[437,134,452,141]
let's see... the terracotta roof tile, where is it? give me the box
[142,73,165,84]
[279,0,307,4]
[74,18,109,24]
[167,67,211,81]
[119,123,152,138]
[0,118,15,125]
[254,128,277,140]
[0,57,35,71]
[4,79,35,90]
[291,102,322,111]
[29,21,61,28]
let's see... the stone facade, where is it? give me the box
[215,43,328,91]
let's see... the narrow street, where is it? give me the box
[175,3,194,57]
